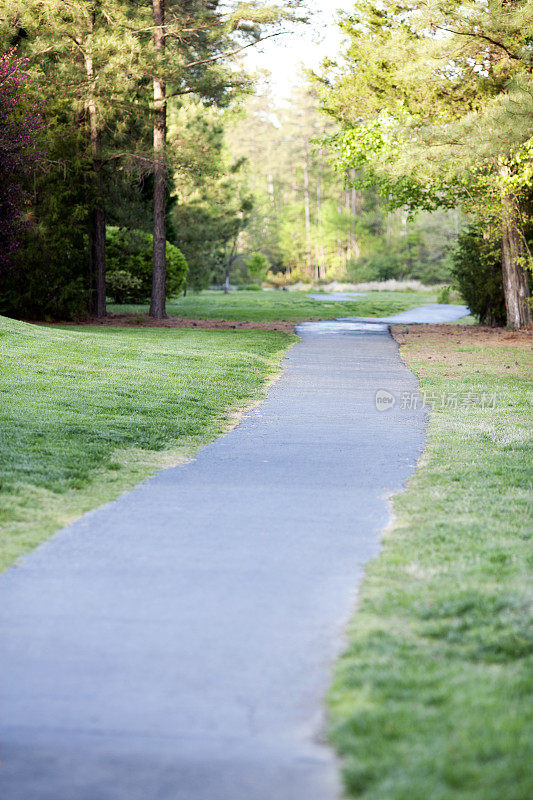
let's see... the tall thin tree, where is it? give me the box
[150,0,167,318]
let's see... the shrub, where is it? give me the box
[0,85,90,321]
[237,284,262,291]
[451,226,506,326]
[106,270,142,304]
[244,252,269,283]
[1,132,90,321]
[371,253,405,281]
[265,270,289,287]
[265,266,312,287]
[0,50,42,276]
[347,251,406,283]
[438,285,451,304]
[106,226,187,302]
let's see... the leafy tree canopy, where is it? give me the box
[316,0,533,214]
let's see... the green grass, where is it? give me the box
[110,289,442,322]
[0,316,295,570]
[329,333,533,800]
[446,314,477,324]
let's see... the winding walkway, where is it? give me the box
[0,304,466,800]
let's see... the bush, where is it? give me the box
[1,138,90,321]
[237,284,262,291]
[438,285,451,304]
[371,253,406,281]
[265,266,312,287]
[347,251,406,283]
[106,226,187,302]
[265,270,289,287]
[451,226,506,326]
[244,252,269,283]
[106,270,142,304]
[171,204,220,291]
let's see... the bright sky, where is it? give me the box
[244,1,354,101]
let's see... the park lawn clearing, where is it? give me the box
[0,315,295,571]
[329,324,533,800]
[109,288,440,323]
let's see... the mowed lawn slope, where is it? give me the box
[110,288,440,323]
[0,316,295,570]
[329,326,533,800]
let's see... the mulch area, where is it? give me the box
[48,313,297,334]
[28,315,533,348]
[391,324,533,349]
[391,324,532,378]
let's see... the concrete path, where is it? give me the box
[340,302,470,325]
[0,308,459,800]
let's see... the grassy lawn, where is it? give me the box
[329,325,533,800]
[0,315,295,570]
[109,288,441,323]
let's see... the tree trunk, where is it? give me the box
[291,164,297,202]
[500,176,531,329]
[404,210,413,275]
[350,172,360,261]
[267,173,275,212]
[303,142,312,277]
[150,0,167,319]
[224,237,238,294]
[345,172,352,261]
[84,21,106,317]
[338,192,346,270]
[316,157,322,280]
[350,170,359,259]
[224,243,230,294]
[89,178,106,317]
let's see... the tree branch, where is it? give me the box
[183,30,288,70]
[434,25,522,63]
[102,152,153,165]
[166,87,201,99]
[66,34,87,58]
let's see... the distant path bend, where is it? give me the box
[0,306,463,800]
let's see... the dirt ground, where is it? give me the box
[59,313,296,334]
[391,324,533,378]
[391,324,533,348]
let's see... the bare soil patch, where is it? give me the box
[391,324,533,379]
[56,313,296,334]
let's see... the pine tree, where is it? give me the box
[2,0,151,316]
[317,0,533,327]
[144,0,306,317]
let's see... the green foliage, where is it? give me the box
[169,101,256,291]
[227,88,459,285]
[171,204,219,291]
[315,0,533,326]
[4,232,88,321]
[172,183,253,291]
[106,270,142,304]
[245,252,269,282]
[350,248,406,282]
[0,109,90,320]
[106,226,188,301]
[1,0,302,314]
[451,227,506,326]
[438,285,451,304]
[317,0,533,210]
